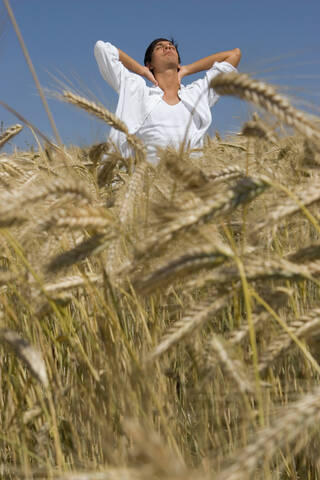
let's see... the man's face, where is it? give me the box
[148,41,180,73]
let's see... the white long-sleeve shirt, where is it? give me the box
[94,41,237,162]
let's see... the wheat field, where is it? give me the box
[1,74,320,479]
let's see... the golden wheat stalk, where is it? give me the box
[97,150,125,187]
[252,181,320,233]
[164,148,209,189]
[105,162,149,275]
[62,91,145,157]
[228,311,271,346]
[146,292,232,363]
[44,206,112,231]
[303,138,320,167]
[204,334,255,395]
[87,142,109,166]
[190,257,320,289]
[0,213,27,228]
[241,114,278,144]
[152,189,203,217]
[258,308,320,374]
[62,91,128,133]
[44,274,103,294]
[47,233,109,273]
[0,124,23,148]
[287,243,320,264]
[216,387,320,480]
[118,162,149,226]
[0,271,17,287]
[136,177,268,263]
[207,165,245,183]
[0,177,93,217]
[0,174,10,189]
[229,288,291,345]
[123,420,187,477]
[211,72,320,141]
[0,328,48,387]
[133,243,234,294]
[0,159,26,178]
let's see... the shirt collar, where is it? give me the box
[149,84,185,95]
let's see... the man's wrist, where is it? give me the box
[184,65,191,76]
[141,66,152,79]
[180,65,191,78]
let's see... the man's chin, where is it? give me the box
[164,61,179,69]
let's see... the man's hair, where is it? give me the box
[144,38,181,69]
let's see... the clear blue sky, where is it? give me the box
[1,0,320,152]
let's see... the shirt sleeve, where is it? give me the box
[94,40,144,94]
[205,61,238,107]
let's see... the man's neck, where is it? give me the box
[155,69,180,105]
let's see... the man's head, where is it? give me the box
[144,38,181,74]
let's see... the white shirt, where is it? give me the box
[94,41,237,162]
[136,99,199,165]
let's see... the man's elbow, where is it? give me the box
[233,48,242,59]
[94,41,104,60]
[227,48,241,68]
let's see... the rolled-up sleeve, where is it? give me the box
[206,61,238,107]
[94,41,124,93]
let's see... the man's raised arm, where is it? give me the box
[94,41,159,93]
[179,48,241,81]
[118,49,158,86]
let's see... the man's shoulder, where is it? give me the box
[94,40,119,59]
[181,61,238,91]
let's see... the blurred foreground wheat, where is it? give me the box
[1,74,320,479]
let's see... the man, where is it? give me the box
[94,38,241,165]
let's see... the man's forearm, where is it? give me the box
[118,49,145,76]
[118,49,158,85]
[184,48,241,75]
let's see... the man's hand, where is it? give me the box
[141,66,158,86]
[224,48,242,68]
[119,49,158,86]
[179,48,242,77]
[178,65,189,85]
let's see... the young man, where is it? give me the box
[94,38,241,165]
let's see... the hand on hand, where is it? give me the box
[142,67,158,86]
[178,66,188,85]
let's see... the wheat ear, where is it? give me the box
[192,258,320,288]
[229,288,291,345]
[0,329,48,387]
[133,243,234,294]
[229,311,271,346]
[97,150,125,187]
[207,165,245,183]
[0,124,23,148]
[287,243,320,264]
[204,334,255,395]
[211,72,320,141]
[216,387,320,480]
[146,292,232,363]
[62,91,145,157]
[105,161,149,275]
[0,177,93,215]
[44,274,102,294]
[44,206,112,231]
[252,181,320,234]
[164,148,209,189]
[87,142,109,166]
[47,233,108,273]
[0,159,26,178]
[136,177,268,263]
[62,91,128,132]
[258,308,320,374]
[241,114,278,144]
